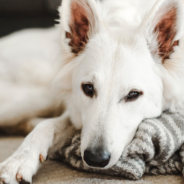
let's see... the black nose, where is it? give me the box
[84,149,111,168]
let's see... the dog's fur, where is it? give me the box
[1,0,184,183]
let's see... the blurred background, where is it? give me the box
[0,0,62,37]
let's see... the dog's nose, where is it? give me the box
[84,149,111,168]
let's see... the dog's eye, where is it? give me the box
[125,91,142,102]
[82,84,94,98]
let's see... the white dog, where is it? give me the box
[1,0,184,183]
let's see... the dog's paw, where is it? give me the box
[0,149,47,184]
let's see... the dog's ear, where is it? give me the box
[61,0,99,55]
[145,0,184,63]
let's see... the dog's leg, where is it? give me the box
[0,111,76,184]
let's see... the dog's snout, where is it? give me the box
[84,148,111,168]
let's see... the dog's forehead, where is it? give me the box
[83,32,151,79]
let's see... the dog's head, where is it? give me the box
[56,0,184,168]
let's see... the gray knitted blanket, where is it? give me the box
[54,112,184,180]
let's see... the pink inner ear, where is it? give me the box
[155,7,179,63]
[67,1,90,54]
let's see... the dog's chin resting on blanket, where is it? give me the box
[53,111,184,180]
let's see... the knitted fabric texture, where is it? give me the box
[54,112,184,180]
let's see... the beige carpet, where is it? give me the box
[0,137,184,184]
